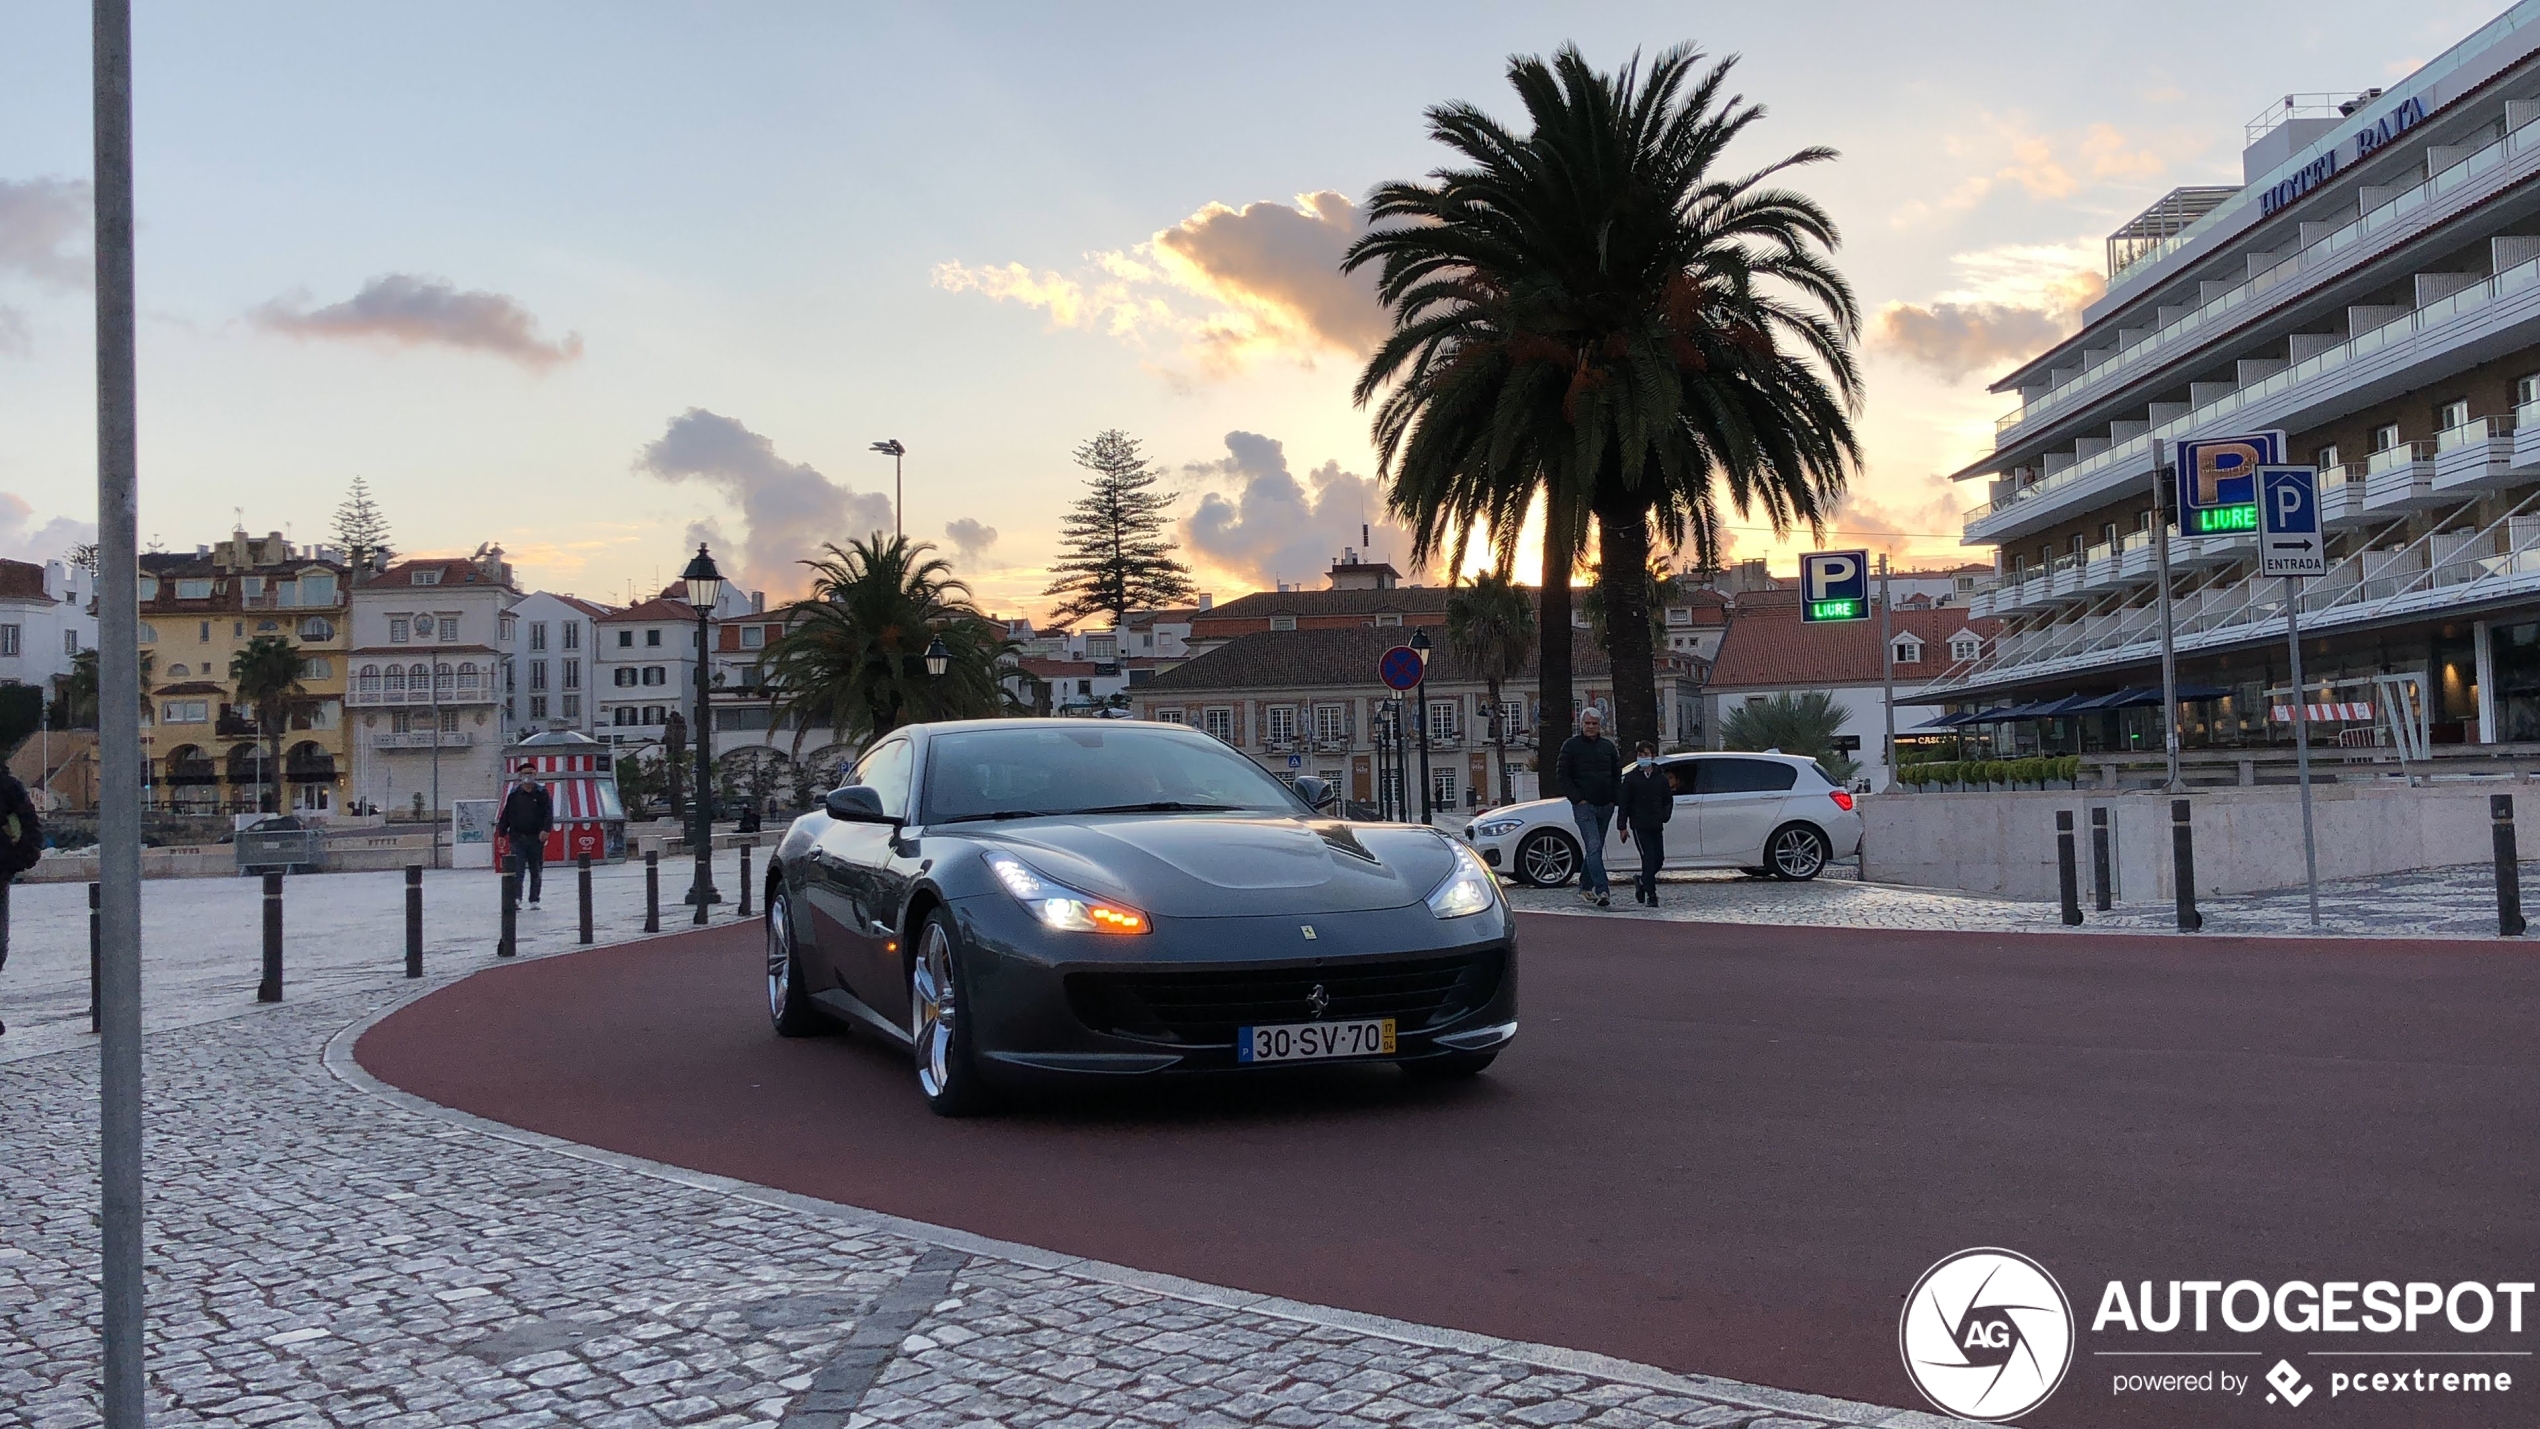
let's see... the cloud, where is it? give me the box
[0,492,95,565]
[944,517,1000,567]
[0,178,90,290]
[1889,115,2187,228]
[1873,242,2107,380]
[253,273,583,370]
[0,307,27,357]
[1179,431,1428,590]
[635,408,894,598]
[934,190,1384,380]
[1823,479,1968,565]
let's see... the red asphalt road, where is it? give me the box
[358,915,2540,1428]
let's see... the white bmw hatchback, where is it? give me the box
[1461,751,1863,886]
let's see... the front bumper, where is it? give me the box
[1460,821,1527,872]
[949,893,1518,1080]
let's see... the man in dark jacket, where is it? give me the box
[1553,707,1623,907]
[495,766,555,908]
[0,766,39,1035]
[1615,741,1674,906]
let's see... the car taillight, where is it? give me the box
[1828,789,1855,812]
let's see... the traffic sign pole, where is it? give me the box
[1878,553,1896,791]
[2151,440,2183,792]
[2257,463,2326,926]
[2287,577,2321,926]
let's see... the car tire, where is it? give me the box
[910,909,996,1117]
[1514,829,1580,888]
[1403,1050,1498,1080]
[766,888,824,1038]
[1766,823,1830,881]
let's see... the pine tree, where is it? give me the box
[1042,430,1195,628]
[333,476,393,565]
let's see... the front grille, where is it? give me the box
[1067,951,1504,1046]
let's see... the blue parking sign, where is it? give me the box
[1800,550,1869,622]
[2259,465,2325,577]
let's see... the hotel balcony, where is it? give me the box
[2362,441,2441,512]
[2433,413,2524,493]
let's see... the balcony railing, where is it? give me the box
[370,730,474,749]
[1990,40,2540,448]
[348,687,493,707]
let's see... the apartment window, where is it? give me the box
[612,667,633,687]
[64,629,78,655]
[1200,707,1235,742]
[138,622,154,643]
[298,617,334,641]
[645,629,663,647]
[2137,510,2156,533]
[1429,765,1459,810]
[439,617,458,642]
[613,707,638,727]
[411,569,441,586]
[1266,705,1298,742]
[562,658,580,690]
[458,662,480,690]
[562,623,579,650]
[175,579,212,600]
[198,621,210,643]
[528,660,548,691]
[740,625,765,650]
[161,700,206,723]
[300,573,336,605]
[241,577,264,600]
[0,625,19,657]
[1076,679,1093,696]
[383,665,405,695]
[616,629,633,648]
[2372,423,2402,452]
[303,658,333,679]
[1498,700,1525,739]
[257,620,279,633]
[643,705,664,724]
[529,695,548,719]
[1427,699,1458,743]
[2099,523,2118,548]
[1666,607,1692,627]
[529,622,548,652]
[1154,708,1185,724]
[2069,534,2088,557]
[2315,443,2342,473]
[1892,636,1924,664]
[2438,398,2471,431]
[642,666,666,686]
[562,694,581,719]
[233,621,244,638]
[1269,616,1297,632]
[1314,704,1347,742]
[439,708,458,733]
[390,710,412,734]
[389,617,409,643]
[1952,635,1982,661]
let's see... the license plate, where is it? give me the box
[1236,1018,1397,1064]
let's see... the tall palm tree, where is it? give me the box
[228,635,306,814]
[1349,42,1861,753]
[767,533,1016,748]
[1445,571,1536,805]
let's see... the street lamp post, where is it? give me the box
[870,439,906,540]
[1410,628,1434,826]
[923,635,950,679]
[681,544,724,917]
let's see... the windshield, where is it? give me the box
[920,724,1310,824]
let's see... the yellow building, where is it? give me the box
[138,530,353,814]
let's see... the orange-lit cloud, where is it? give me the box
[1890,115,2187,227]
[1873,242,2107,381]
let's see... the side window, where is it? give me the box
[851,738,914,820]
[1660,761,1701,797]
[1695,758,1799,794]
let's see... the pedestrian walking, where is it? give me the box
[1555,707,1622,907]
[0,766,43,1035]
[496,763,555,909]
[1616,741,1673,906]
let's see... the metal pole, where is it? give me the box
[2151,440,2184,791]
[895,450,904,541]
[2286,578,2320,926]
[2494,794,2526,936]
[404,864,423,977]
[1878,553,1897,791]
[2055,809,2082,926]
[2089,806,2113,911]
[88,880,101,1033]
[644,848,660,933]
[688,607,718,911]
[257,871,283,1002]
[577,853,593,944]
[1415,676,1432,825]
[738,841,753,917]
[428,674,441,869]
[499,855,519,957]
[2170,797,2202,932]
[92,2,148,1418]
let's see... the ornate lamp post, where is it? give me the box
[681,543,723,916]
[870,439,906,539]
[923,634,950,679]
[1410,628,1434,825]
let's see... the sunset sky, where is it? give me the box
[0,2,2498,619]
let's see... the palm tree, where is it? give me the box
[57,647,153,729]
[1582,553,1673,655]
[1721,690,1856,782]
[1349,43,1861,755]
[1445,571,1536,805]
[228,635,306,814]
[767,533,1016,748]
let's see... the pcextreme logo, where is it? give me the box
[1899,1248,2076,1422]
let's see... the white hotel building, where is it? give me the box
[1933,3,2540,758]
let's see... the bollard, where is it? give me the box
[88,881,101,1033]
[2090,806,2113,912]
[2055,810,2083,926]
[499,854,520,958]
[257,871,284,1002]
[578,854,594,945]
[739,841,754,918]
[2494,794,2526,937]
[643,849,660,933]
[405,865,423,978]
[2170,798,2202,933]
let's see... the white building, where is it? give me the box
[346,550,518,816]
[507,591,613,736]
[0,558,97,701]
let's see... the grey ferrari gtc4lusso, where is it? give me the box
[762,718,1518,1115]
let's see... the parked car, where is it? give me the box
[1461,751,1862,885]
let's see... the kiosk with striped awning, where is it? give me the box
[502,730,628,865]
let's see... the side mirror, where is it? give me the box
[822,785,893,823]
[1292,775,1337,812]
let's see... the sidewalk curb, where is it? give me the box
[320,978,1962,1429]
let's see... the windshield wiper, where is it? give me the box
[936,809,1064,824]
[1074,801,1245,815]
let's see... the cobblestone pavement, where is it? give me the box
[3,958,1959,1428]
[1504,859,2534,939]
[0,851,761,1066]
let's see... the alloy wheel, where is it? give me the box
[765,893,793,1022]
[1772,826,1827,880]
[911,922,958,1098]
[1518,831,1577,888]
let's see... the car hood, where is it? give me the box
[1468,798,1569,828]
[975,815,1460,918]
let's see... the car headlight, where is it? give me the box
[1473,818,1523,838]
[1426,841,1501,919]
[983,850,1150,934]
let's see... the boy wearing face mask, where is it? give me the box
[1615,741,1673,906]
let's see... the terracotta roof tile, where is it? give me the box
[1705,603,2003,689]
[1142,625,1612,695]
